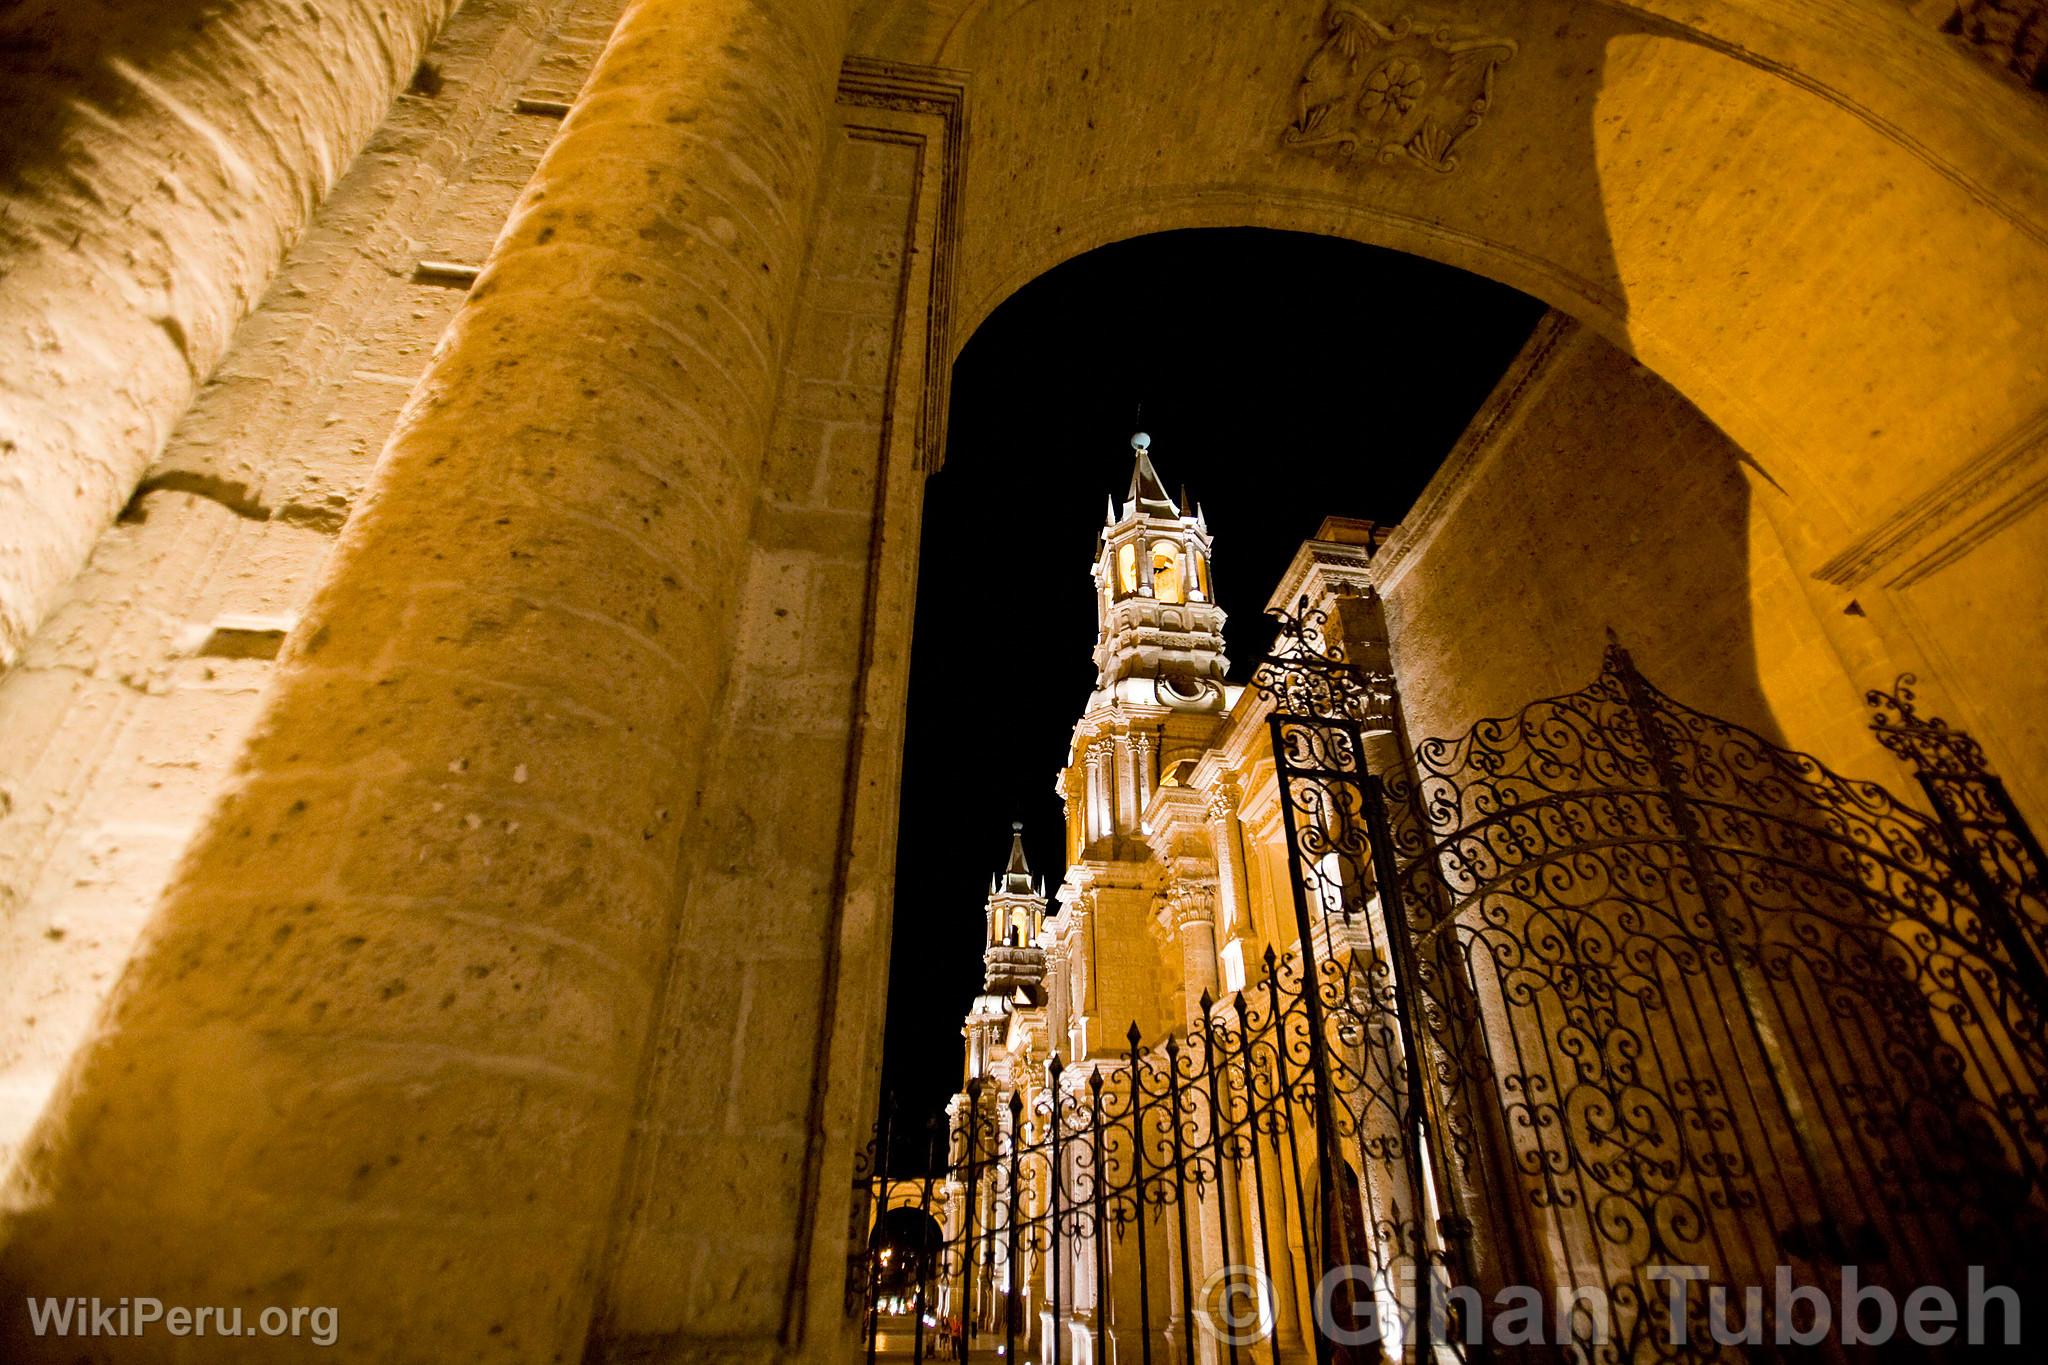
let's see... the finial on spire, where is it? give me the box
[1123,430,1178,517]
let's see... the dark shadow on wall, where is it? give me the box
[1376,319,1782,755]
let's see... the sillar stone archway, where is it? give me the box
[0,2,2041,1363]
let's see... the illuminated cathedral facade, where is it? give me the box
[946,436,1392,1363]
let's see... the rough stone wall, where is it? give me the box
[0,0,462,665]
[1375,315,1899,792]
[0,0,630,1177]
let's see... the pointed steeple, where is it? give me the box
[982,821,1048,1004]
[999,821,1036,894]
[1122,432,1179,518]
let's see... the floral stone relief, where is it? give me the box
[1285,3,1516,173]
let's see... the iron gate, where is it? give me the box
[853,612,2048,1365]
[854,947,1421,1365]
[1388,643,2048,1358]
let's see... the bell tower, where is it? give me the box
[981,822,1048,1005]
[1090,432,1229,702]
[1059,432,1233,866]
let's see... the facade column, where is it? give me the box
[1132,728,1157,808]
[0,0,461,664]
[1086,742,1111,844]
[1114,733,1137,835]
[1206,781,1249,942]
[1061,766,1084,857]
[1046,942,1071,1064]
[1064,894,1096,1059]
[1172,882,1222,1022]
[0,0,855,1360]
[1171,880,1236,1365]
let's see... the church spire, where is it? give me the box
[1123,431,1179,518]
[991,820,1040,895]
[982,822,1047,1004]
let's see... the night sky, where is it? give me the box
[877,228,1543,1136]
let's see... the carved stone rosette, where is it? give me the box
[1285,3,1516,174]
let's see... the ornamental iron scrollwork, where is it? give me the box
[1395,643,2048,1360]
[852,942,1466,1365]
[1249,594,1393,727]
[854,635,2048,1365]
[1868,673,2048,1008]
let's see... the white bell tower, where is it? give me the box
[1089,432,1229,705]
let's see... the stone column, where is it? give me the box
[1172,879,1237,1365]
[1086,742,1111,844]
[1206,781,1248,943]
[1065,895,1095,1060]
[1172,882,1222,1022]
[0,0,854,1360]
[1132,729,1156,807]
[1046,942,1071,1063]
[0,0,462,664]
[1114,733,1137,835]
[1061,766,1084,857]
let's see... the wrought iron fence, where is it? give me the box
[854,607,2048,1365]
[1387,640,2048,1359]
[856,944,1444,1365]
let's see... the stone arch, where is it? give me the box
[911,0,2048,563]
[0,5,2040,1364]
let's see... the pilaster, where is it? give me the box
[0,1,859,1358]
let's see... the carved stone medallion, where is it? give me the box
[1284,3,1516,174]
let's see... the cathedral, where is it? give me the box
[1,1,2045,1362]
[946,438,1394,1363]
[961,435,1348,1100]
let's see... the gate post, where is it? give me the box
[1869,675,2048,1015]
[1255,596,1453,1364]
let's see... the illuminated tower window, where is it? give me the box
[1149,542,1183,603]
[1086,430,1227,697]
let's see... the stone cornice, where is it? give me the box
[1814,403,2048,589]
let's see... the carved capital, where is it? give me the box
[1166,878,1219,931]
[1204,776,1243,823]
